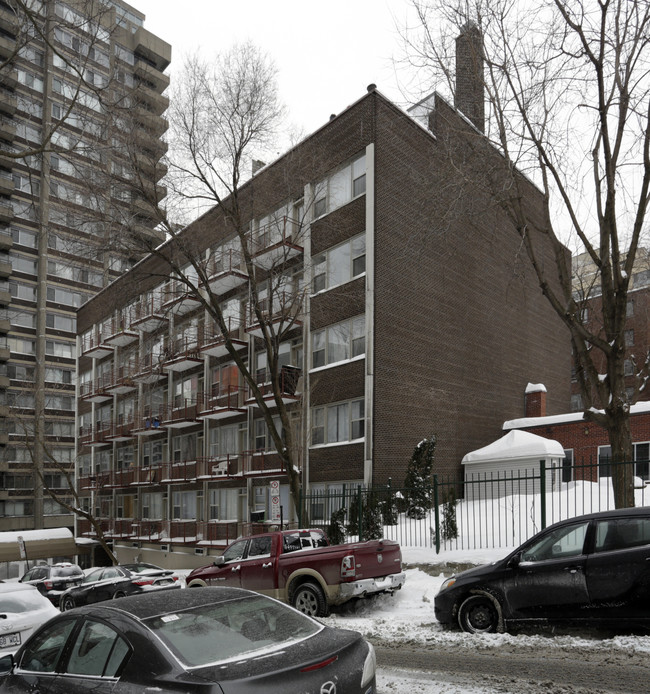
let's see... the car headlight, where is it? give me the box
[438,577,457,592]
[361,641,376,688]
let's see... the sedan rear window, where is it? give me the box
[51,566,82,578]
[144,595,321,667]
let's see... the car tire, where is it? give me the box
[112,591,127,600]
[291,581,328,617]
[61,596,75,612]
[457,592,502,633]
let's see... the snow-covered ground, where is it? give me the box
[318,545,650,693]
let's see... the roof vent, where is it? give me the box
[367,83,377,92]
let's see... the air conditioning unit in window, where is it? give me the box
[159,544,170,553]
[195,547,205,556]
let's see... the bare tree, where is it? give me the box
[400,0,650,507]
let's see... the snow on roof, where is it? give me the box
[0,528,73,544]
[525,382,547,393]
[462,430,565,465]
[504,399,650,430]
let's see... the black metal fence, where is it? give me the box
[300,459,650,553]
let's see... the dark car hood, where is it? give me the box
[190,627,367,693]
[452,556,511,584]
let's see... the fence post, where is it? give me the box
[299,486,303,528]
[357,485,363,542]
[540,460,547,530]
[433,474,440,554]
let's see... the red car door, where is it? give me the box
[205,539,248,587]
[238,535,276,595]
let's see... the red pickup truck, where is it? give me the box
[186,529,406,616]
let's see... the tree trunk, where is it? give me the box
[603,411,635,509]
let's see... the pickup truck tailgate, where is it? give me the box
[345,539,402,579]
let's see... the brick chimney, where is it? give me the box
[455,21,484,132]
[525,383,547,418]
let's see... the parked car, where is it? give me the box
[435,507,650,633]
[19,563,84,607]
[186,528,405,616]
[119,562,176,580]
[0,587,376,693]
[0,584,58,656]
[59,564,179,611]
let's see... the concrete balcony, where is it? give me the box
[0,6,18,37]
[133,26,171,71]
[0,172,13,196]
[0,200,13,224]
[247,216,303,270]
[134,59,170,92]
[0,33,16,59]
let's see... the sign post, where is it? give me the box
[270,481,281,525]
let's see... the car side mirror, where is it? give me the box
[507,552,521,569]
[0,654,14,676]
[213,556,225,567]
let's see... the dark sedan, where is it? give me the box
[59,565,179,611]
[0,587,376,693]
[435,507,650,633]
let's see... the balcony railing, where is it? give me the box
[106,363,137,394]
[241,450,285,477]
[79,373,113,403]
[162,333,202,372]
[104,419,136,442]
[201,316,247,358]
[247,365,301,407]
[206,248,248,295]
[160,399,200,428]
[198,385,246,420]
[245,292,303,337]
[196,454,241,479]
[162,280,201,316]
[104,314,138,347]
[132,353,165,384]
[80,329,114,359]
[130,295,168,332]
[162,458,197,483]
[246,216,303,269]
[78,424,112,447]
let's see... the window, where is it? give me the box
[570,393,583,411]
[625,329,634,347]
[624,359,634,377]
[172,491,197,520]
[562,449,573,483]
[312,316,365,368]
[46,312,76,332]
[634,442,650,481]
[45,340,74,359]
[521,521,590,562]
[598,445,612,478]
[312,235,366,293]
[595,517,650,553]
[311,399,365,445]
[18,619,76,673]
[66,620,130,677]
[312,154,366,219]
[142,492,163,519]
[627,300,634,317]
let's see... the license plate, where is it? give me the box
[0,633,20,649]
[158,579,172,585]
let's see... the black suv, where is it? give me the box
[20,563,84,607]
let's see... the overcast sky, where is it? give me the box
[132,0,420,138]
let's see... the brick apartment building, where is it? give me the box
[0,0,169,535]
[571,251,650,411]
[75,31,570,566]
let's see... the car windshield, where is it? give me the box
[0,591,47,613]
[144,595,322,667]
